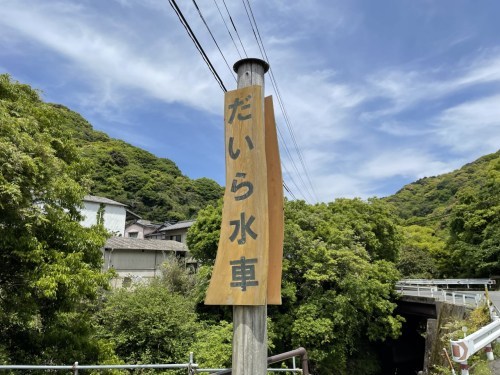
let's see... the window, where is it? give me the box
[170,235,182,242]
[128,231,139,238]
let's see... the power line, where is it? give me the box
[241,0,319,202]
[191,0,236,82]
[246,0,319,203]
[168,0,227,92]
[221,0,248,57]
[169,0,306,202]
[283,181,297,200]
[276,123,313,203]
[212,0,242,59]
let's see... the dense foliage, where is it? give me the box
[188,198,404,374]
[0,74,111,364]
[45,97,222,222]
[388,151,500,278]
[96,280,198,365]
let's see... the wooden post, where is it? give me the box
[232,58,269,375]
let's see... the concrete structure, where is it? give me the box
[125,219,161,239]
[103,237,189,287]
[146,220,195,244]
[81,195,139,237]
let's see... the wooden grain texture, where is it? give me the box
[205,85,269,305]
[265,96,284,305]
[232,305,267,375]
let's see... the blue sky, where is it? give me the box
[1,0,499,203]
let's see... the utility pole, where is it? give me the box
[232,57,269,375]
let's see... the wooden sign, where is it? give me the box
[205,85,269,305]
[265,96,284,305]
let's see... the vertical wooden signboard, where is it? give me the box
[204,58,283,375]
[205,85,269,305]
[265,95,284,305]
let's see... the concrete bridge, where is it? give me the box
[382,279,498,374]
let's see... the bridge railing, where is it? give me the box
[396,284,484,308]
[398,279,495,288]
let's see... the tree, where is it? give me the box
[443,158,500,277]
[95,281,198,366]
[187,201,223,265]
[0,74,111,363]
[187,197,403,373]
[397,225,444,278]
[191,320,233,369]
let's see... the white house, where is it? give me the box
[124,219,161,239]
[81,195,139,236]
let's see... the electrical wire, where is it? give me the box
[168,0,228,92]
[241,0,319,202]
[248,0,319,203]
[222,0,248,57]
[168,0,307,202]
[277,122,313,203]
[191,0,236,81]
[212,0,242,59]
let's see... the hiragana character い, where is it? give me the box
[228,135,254,160]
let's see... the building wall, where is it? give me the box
[81,202,126,236]
[124,223,157,239]
[103,248,179,288]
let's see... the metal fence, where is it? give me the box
[398,278,495,288]
[396,284,484,307]
[0,348,309,374]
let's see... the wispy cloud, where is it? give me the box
[365,52,500,120]
[433,94,500,154]
[0,1,224,114]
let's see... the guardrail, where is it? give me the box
[448,293,500,375]
[398,279,495,288]
[396,284,483,307]
[0,348,309,374]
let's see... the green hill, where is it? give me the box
[386,151,499,222]
[386,151,500,277]
[1,74,223,222]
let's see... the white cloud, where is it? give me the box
[312,173,374,201]
[377,121,433,137]
[362,150,452,180]
[0,1,224,114]
[365,52,500,120]
[433,94,500,153]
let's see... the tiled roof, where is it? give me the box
[104,237,187,252]
[158,220,196,232]
[128,219,161,228]
[84,195,127,207]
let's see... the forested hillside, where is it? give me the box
[387,151,500,278]
[50,99,223,222]
[386,152,499,221]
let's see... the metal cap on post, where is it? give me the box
[233,58,269,89]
